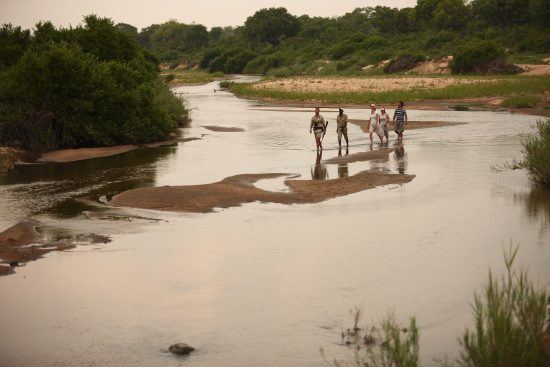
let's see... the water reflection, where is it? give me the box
[513,187,550,234]
[337,148,349,178]
[394,143,407,174]
[0,146,176,221]
[311,150,328,180]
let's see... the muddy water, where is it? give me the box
[1,76,549,366]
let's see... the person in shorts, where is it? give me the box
[336,108,349,148]
[393,101,408,141]
[379,107,390,144]
[309,107,327,151]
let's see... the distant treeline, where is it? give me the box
[0,16,186,151]
[125,0,549,76]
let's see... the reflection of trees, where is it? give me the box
[514,188,550,234]
[0,146,176,219]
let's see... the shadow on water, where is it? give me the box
[0,146,176,220]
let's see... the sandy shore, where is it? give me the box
[203,126,246,132]
[36,139,178,164]
[112,171,415,213]
[0,221,111,275]
[253,77,501,94]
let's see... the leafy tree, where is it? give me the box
[244,8,300,45]
[116,23,138,39]
[0,24,30,70]
[433,0,469,30]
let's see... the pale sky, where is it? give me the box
[0,0,416,30]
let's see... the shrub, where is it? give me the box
[384,53,425,73]
[224,50,257,74]
[521,119,550,186]
[0,43,182,151]
[459,246,549,366]
[450,40,514,74]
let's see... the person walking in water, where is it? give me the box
[393,101,408,141]
[368,104,382,144]
[336,108,349,148]
[309,107,328,151]
[379,107,390,145]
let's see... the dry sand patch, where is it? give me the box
[253,77,500,94]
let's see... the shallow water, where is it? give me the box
[1,76,549,366]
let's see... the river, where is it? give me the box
[0,76,549,366]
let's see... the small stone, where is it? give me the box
[169,343,195,355]
[9,261,18,267]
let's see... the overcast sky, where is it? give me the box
[1,0,417,30]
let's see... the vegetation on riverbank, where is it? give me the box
[161,69,224,85]
[0,16,187,152]
[132,1,549,76]
[329,247,549,366]
[223,76,550,105]
[521,119,550,186]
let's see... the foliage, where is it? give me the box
[128,1,549,76]
[0,24,30,71]
[244,7,300,46]
[0,16,185,151]
[520,119,550,186]
[450,40,511,74]
[459,245,549,366]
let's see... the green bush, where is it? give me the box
[450,40,510,74]
[521,119,550,186]
[459,246,549,366]
[0,18,185,151]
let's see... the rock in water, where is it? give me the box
[169,343,195,355]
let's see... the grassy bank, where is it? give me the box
[226,76,550,105]
[162,69,224,85]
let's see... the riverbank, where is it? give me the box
[226,75,550,117]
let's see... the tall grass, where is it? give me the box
[227,76,549,105]
[458,246,549,366]
[502,95,542,108]
[521,119,550,186]
[324,309,419,367]
[327,246,549,366]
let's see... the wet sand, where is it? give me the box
[203,126,246,132]
[0,221,111,274]
[112,171,415,213]
[36,140,178,163]
[324,148,397,165]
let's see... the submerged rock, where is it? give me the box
[168,343,195,355]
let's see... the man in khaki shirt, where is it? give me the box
[309,107,327,151]
[336,108,349,148]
